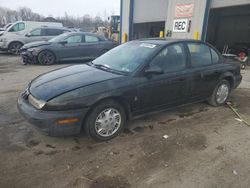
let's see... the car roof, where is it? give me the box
[63,31,104,38]
[138,38,204,46]
[69,31,98,35]
[34,26,70,30]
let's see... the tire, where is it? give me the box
[8,42,23,54]
[38,50,56,65]
[208,80,230,107]
[84,99,126,141]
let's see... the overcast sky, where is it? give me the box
[0,0,120,18]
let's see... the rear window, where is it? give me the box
[211,48,220,63]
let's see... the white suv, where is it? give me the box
[0,26,70,54]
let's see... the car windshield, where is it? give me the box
[92,41,159,73]
[48,33,68,43]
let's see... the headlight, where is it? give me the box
[0,38,7,42]
[27,48,41,55]
[28,94,46,109]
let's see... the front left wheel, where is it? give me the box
[8,42,23,54]
[38,50,56,65]
[84,100,125,141]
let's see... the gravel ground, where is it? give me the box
[0,52,250,188]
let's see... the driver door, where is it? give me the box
[24,28,46,43]
[135,43,189,114]
[57,34,84,61]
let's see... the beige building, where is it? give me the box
[120,0,250,51]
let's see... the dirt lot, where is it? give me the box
[0,52,250,188]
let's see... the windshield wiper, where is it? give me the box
[88,62,128,75]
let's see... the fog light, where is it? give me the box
[57,118,80,125]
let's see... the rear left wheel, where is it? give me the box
[208,80,230,106]
[84,100,125,141]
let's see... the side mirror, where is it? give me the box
[145,66,164,75]
[25,33,31,37]
[59,40,67,45]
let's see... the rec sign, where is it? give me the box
[173,19,188,32]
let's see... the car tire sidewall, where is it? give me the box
[9,42,23,54]
[209,80,230,106]
[84,100,125,141]
[38,50,56,65]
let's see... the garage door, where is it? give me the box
[133,0,169,23]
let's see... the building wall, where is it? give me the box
[121,0,130,39]
[133,0,169,23]
[120,0,250,42]
[211,0,250,8]
[165,0,207,40]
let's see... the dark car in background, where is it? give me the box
[20,32,117,65]
[18,39,242,141]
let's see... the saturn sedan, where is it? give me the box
[17,39,242,141]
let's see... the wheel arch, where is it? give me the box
[38,49,57,63]
[220,72,235,89]
[8,41,24,49]
[82,96,132,128]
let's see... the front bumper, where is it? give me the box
[0,41,8,51]
[17,95,89,136]
[20,50,38,64]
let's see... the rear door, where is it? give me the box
[81,34,102,59]
[185,42,223,101]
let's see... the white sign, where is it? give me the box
[173,19,188,33]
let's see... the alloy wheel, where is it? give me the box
[216,84,229,104]
[95,108,121,137]
[39,51,55,65]
[10,43,22,54]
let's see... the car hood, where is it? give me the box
[29,64,124,101]
[23,41,52,49]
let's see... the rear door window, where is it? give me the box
[187,43,212,67]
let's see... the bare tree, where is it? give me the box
[0,6,107,30]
